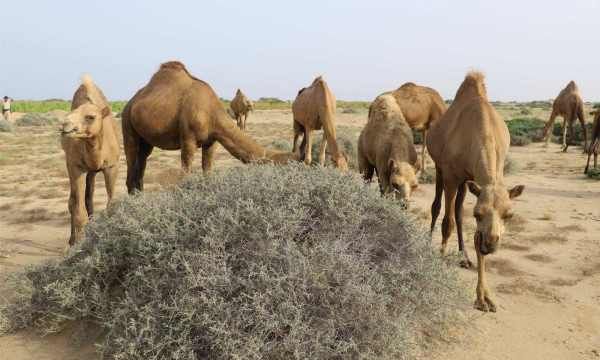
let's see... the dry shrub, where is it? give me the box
[15,113,59,127]
[0,163,465,360]
[0,118,13,132]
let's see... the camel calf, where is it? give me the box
[358,94,420,201]
[230,89,254,131]
[60,76,120,246]
[427,72,524,312]
[585,110,600,173]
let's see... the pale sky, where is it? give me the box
[1,0,599,102]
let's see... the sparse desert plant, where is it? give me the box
[419,167,436,184]
[506,117,545,143]
[551,121,594,145]
[270,138,292,151]
[503,155,519,175]
[519,107,532,115]
[0,164,466,360]
[586,167,600,180]
[0,118,13,132]
[15,113,59,127]
[309,126,360,169]
[510,135,531,146]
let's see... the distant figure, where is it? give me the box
[2,96,12,121]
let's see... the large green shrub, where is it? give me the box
[506,117,545,144]
[0,164,465,360]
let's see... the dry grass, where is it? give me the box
[496,278,561,302]
[524,233,568,244]
[524,254,555,263]
[487,258,525,277]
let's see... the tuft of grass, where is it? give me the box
[586,167,600,180]
[270,139,292,152]
[0,163,466,360]
[0,118,13,132]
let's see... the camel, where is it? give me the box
[427,71,525,312]
[584,109,600,174]
[379,82,447,171]
[121,61,298,193]
[60,75,120,246]
[358,94,420,201]
[230,89,254,130]
[292,76,348,171]
[542,81,587,152]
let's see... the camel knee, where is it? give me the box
[441,216,455,239]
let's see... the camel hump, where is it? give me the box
[566,80,578,92]
[465,70,485,85]
[81,74,95,89]
[369,94,403,122]
[160,61,188,72]
[455,70,487,100]
[399,82,417,89]
[312,75,325,85]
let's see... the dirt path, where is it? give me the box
[1,111,599,359]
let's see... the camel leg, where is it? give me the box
[474,237,496,312]
[421,129,427,171]
[123,119,142,194]
[67,168,87,246]
[455,181,473,268]
[440,182,458,257]
[132,140,153,192]
[292,120,304,154]
[84,171,97,219]
[318,133,328,166]
[543,111,557,147]
[202,141,218,173]
[357,145,374,182]
[304,130,313,166]
[579,117,588,154]
[243,113,248,131]
[561,118,568,152]
[430,166,443,235]
[103,166,118,206]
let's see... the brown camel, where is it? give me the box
[542,81,587,152]
[292,76,348,171]
[584,110,600,174]
[121,61,298,193]
[427,71,525,312]
[230,88,254,130]
[60,75,120,246]
[381,82,447,171]
[358,94,420,201]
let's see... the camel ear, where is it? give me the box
[101,106,111,118]
[508,185,525,199]
[466,181,481,197]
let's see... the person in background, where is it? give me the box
[2,96,13,121]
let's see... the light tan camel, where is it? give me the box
[542,81,587,152]
[383,82,447,171]
[121,61,298,193]
[427,71,525,312]
[230,89,254,130]
[584,110,600,173]
[60,75,120,246]
[292,76,348,171]
[358,94,420,201]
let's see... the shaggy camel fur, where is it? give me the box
[542,81,587,152]
[122,61,298,193]
[584,110,600,173]
[60,76,120,246]
[358,94,420,201]
[292,76,348,171]
[427,72,525,312]
[385,82,447,171]
[230,89,254,131]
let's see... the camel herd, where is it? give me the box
[59,61,600,312]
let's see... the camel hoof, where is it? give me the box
[459,259,473,269]
[474,299,490,312]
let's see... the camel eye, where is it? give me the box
[85,115,95,121]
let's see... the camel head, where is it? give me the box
[388,159,419,201]
[333,152,349,172]
[61,103,111,138]
[467,181,525,255]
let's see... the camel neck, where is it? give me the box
[213,111,268,162]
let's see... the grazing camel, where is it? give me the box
[358,94,420,201]
[230,88,254,130]
[292,76,348,171]
[542,81,587,152]
[121,61,298,193]
[427,72,525,312]
[584,110,600,174]
[385,82,447,171]
[60,76,120,246]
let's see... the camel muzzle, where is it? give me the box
[477,232,499,255]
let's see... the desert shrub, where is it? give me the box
[270,139,292,151]
[0,118,13,132]
[519,107,532,115]
[309,126,360,170]
[0,164,465,360]
[15,112,59,127]
[418,167,436,184]
[586,167,600,180]
[341,107,359,114]
[551,121,594,145]
[506,117,545,144]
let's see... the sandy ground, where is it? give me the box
[0,109,599,359]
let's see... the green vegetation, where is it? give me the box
[0,164,465,359]
[506,117,545,145]
[11,100,127,114]
[586,167,600,180]
[551,121,593,145]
